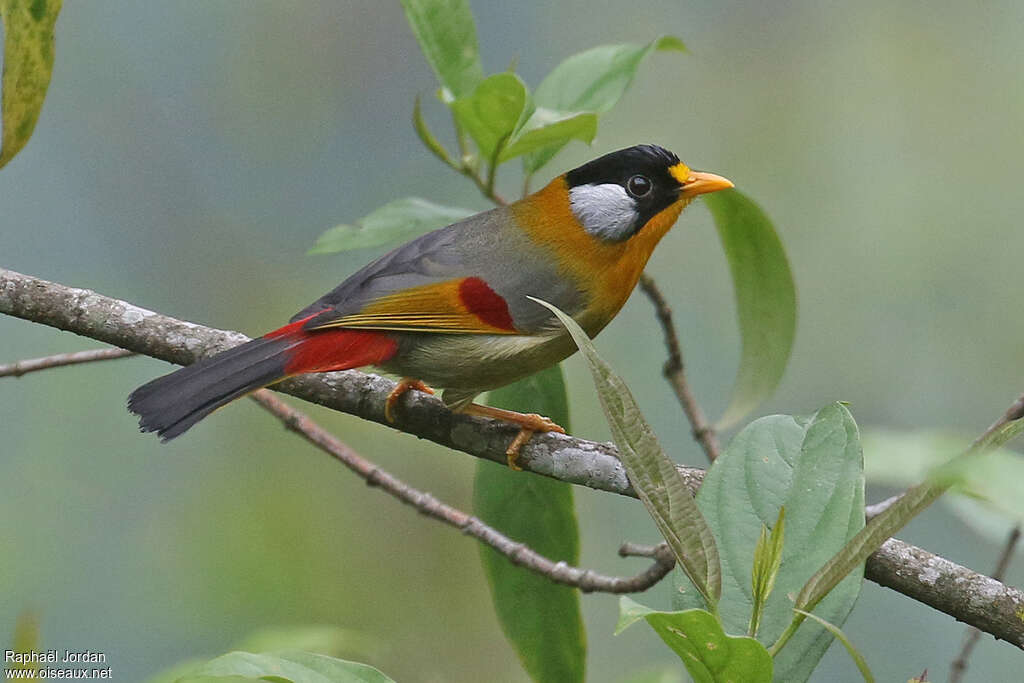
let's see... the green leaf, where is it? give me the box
[499,108,597,163]
[399,0,483,98]
[862,429,1024,536]
[792,610,875,683]
[705,189,796,429]
[412,95,456,167]
[180,650,395,683]
[534,36,686,113]
[861,429,968,487]
[676,404,865,683]
[309,198,473,254]
[524,36,686,173]
[475,365,585,683]
[147,630,381,683]
[795,481,940,632]
[795,418,1024,622]
[143,658,207,683]
[0,0,62,169]
[533,297,721,608]
[450,72,530,162]
[617,599,772,683]
[748,507,785,638]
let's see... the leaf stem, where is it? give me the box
[485,159,499,201]
[482,132,511,205]
[768,617,802,657]
[461,165,506,205]
[453,115,470,163]
[412,95,459,170]
[747,602,764,638]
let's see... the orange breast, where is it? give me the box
[511,177,687,330]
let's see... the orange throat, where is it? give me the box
[512,178,690,329]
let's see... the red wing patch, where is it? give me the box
[457,277,515,332]
[302,277,520,334]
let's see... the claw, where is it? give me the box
[504,429,534,470]
[384,378,434,423]
[461,404,566,470]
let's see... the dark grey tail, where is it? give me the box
[128,336,293,441]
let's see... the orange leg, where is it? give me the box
[461,403,566,471]
[385,378,435,423]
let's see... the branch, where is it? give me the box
[0,348,134,377]
[251,389,674,593]
[637,273,721,461]
[948,525,1022,682]
[0,267,664,494]
[3,266,1024,647]
[867,535,1023,649]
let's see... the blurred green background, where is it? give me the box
[3,1,1024,681]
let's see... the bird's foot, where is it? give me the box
[462,404,566,471]
[384,377,435,423]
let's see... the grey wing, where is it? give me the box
[291,206,587,333]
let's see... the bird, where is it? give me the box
[128,144,733,468]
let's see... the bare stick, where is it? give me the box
[250,389,674,593]
[637,273,721,461]
[3,266,1024,647]
[0,266,696,497]
[0,348,134,378]
[866,536,1023,648]
[619,542,669,559]
[975,394,1024,446]
[948,525,1022,683]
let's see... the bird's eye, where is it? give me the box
[626,175,652,198]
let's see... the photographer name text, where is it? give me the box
[4,651,105,665]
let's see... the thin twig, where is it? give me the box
[973,394,1024,447]
[948,525,1022,683]
[4,267,1024,647]
[618,542,669,559]
[445,115,508,206]
[637,273,721,461]
[453,115,470,164]
[0,348,135,378]
[463,164,507,206]
[250,389,675,594]
[482,134,510,205]
[429,144,506,206]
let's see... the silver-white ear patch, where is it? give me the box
[569,183,639,242]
